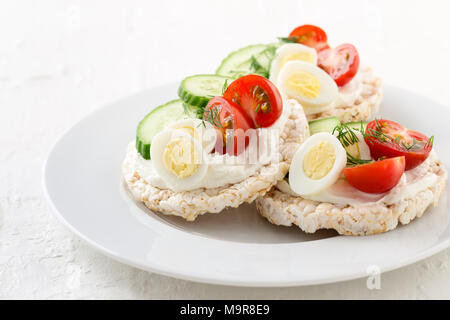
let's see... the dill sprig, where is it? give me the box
[227,45,277,78]
[402,138,417,151]
[249,46,277,78]
[332,123,360,147]
[183,103,202,119]
[363,118,434,151]
[259,45,277,59]
[278,36,298,43]
[425,135,435,148]
[221,79,228,95]
[346,152,373,166]
[332,122,372,166]
[203,105,222,128]
[197,120,206,128]
[363,119,392,145]
[249,56,269,78]
[355,120,366,134]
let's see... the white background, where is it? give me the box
[1,0,450,299]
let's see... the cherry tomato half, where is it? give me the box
[203,96,253,156]
[344,156,405,194]
[288,24,329,52]
[223,75,283,128]
[364,119,433,170]
[318,43,360,87]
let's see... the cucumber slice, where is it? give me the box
[178,74,233,109]
[345,121,368,132]
[183,102,203,119]
[216,43,280,78]
[136,99,200,159]
[308,116,341,135]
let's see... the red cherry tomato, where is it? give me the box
[288,24,329,52]
[344,157,405,194]
[223,75,283,128]
[318,43,360,86]
[203,96,253,156]
[364,119,433,170]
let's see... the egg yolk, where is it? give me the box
[163,136,199,178]
[280,52,315,68]
[303,141,336,180]
[178,126,209,148]
[285,71,321,99]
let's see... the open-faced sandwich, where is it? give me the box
[256,118,448,235]
[217,24,382,123]
[123,24,388,224]
[123,75,309,221]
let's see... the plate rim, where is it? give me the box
[42,83,450,287]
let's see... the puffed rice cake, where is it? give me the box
[256,152,448,236]
[307,66,382,123]
[122,99,310,221]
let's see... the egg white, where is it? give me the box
[346,130,371,161]
[151,129,208,192]
[269,43,317,85]
[277,60,338,112]
[289,132,347,196]
[167,118,217,153]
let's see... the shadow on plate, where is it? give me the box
[156,203,338,244]
[120,179,337,244]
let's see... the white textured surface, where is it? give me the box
[1,0,450,299]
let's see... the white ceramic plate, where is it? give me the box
[43,83,450,287]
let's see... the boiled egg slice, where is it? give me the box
[277,61,338,114]
[289,132,347,196]
[167,118,217,153]
[151,129,208,192]
[269,43,317,85]
[337,130,371,161]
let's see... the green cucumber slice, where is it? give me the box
[308,116,341,135]
[345,121,368,133]
[183,102,203,119]
[216,43,280,78]
[178,74,233,109]
[136,99,200,159]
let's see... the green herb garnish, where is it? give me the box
[363,119,392,145]
[249,56,269,78]
[332,122,372,166]
[401,138,417,150]
[227,45,277,79]
[278,36,298,43]
[221,79,228,95]
[259,45,277,59]
[203,105,222,128]
[346,152,373,166]
[425,135,435,148]
[363,118,434,151]
[332,123,360,148]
